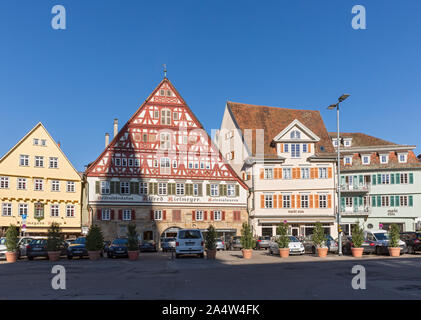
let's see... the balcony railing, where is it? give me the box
[341,206,370,216]
[340,183,370,193]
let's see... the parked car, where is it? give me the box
[269,236,305,255]
[341,235,376,255]
[140,241,157,252]
[400,232,421,254]
[364,230,407,255]
[161,237,176,252]
[228,236,242,251]
[255,236,271,250]
[27,238,68,260]
[302,234,338,254]
[17,237,36,258]
[103,240,111,254]
[175,229,204,258]
[216,239,225,251]
[0,238,6,260]
[67,237,89,259]
[107,238,129,258]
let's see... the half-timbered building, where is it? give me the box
[86,78,248,243]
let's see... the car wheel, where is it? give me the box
[375,247,380,255]
[28,256,34,261]
[67,255,73,260]
[199,253,204,258]
[175,254,180,259]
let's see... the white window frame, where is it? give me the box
[380,154,389,164]
[283,195,291,208]
[398,153,408,163]
[301,168,310,179]
[319,195,327,208]
[283,168,292,180]
[193,184,199,196]
[264,195,273,209]
[67,181,75,193]
[344,156,352,166]
[123,209,131,221]
[264,168,273,180]
[213,210,222,221]
[20,155,29,166]
[19,203,28,216]
[227,184,235,197]
[154,210,162,220]
[195,210,203,221]
[158,183,167,195]
[400,173,409,184]
[0,177,10,189]
[319,167,327,179]
[2,203,12,216]
[210,184,219,197]
[35,156,44,168]
[301,195,309,208]
[139,182,148,195]
[34,179,44,191]
[161,109,171,125]
[362,155,370,165]
[160,133,171,150]
[49,157,58,169]
[291,144,300,158]
[50,204,60,217]
[102,209,111,221]
[101,181,110,195]
[176,183,185,196]
[66,205,75,217]
[120,182,130,194]
[114,158,121,166]
[51,180,60,192]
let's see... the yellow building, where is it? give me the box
[0,123,82,236]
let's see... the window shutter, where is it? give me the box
[359,175,363,184]
[118,210,122,220]
[163,210,166,220]
[110,181,116,194]
[296,195,301,208]
[391,174,395,184]
[296,168,301,179]
[372,175,376,185]
[377,196,381,207]
[150,210,154,220]
[291,195,295,208]
[359,196,363,207]
[260,169,264,179]
[396,173,400,184]
[280,144,284,153]
[210,211,214,221]
[116,182,121,194]
[95,181,100,194]
[310,168,315,179]
[278,195,282,208]
[154,183,158,195]
[219,185,223,197]
[274,168,278,179]
[273,195,278,208]
[97,209,102,220]
[340,197,345,211]
[206,184,210,196]
[327,194,332,208]
[409,195,413,207]
[410,173,414,184]
[204,211,208,220]
[279,168,282,179]
[111,210,115,220]
[131,210,136,220]
[130,182,135,194]
[391,196,395,207]
[315,195,319,209]
[192,211,196,221]
[222,211,225,221]
[308,144,311,153]
[328,167,332,179]
[395,196,400,207]
[377,174,381,185]
[148,183,154,194]
[198,183,203,196]
[371,196,376,207]
[235,185,240,197]
[260,194,265,208]
[309,195,313,208]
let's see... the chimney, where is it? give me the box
[113,119,118,138]
[105,133,110,147]
[58,141,61,148]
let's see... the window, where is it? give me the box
[188,162,193,169]
[139,182,148,194]
[51,180,60,192]
[173,112,179,120]
[2,203,12,216]
[123,210,131,221]
[102,209,110,221]
[0,177,9,189]
[301,168,310,179]
[167,90,172,97]
[160,89,165,96]
[135,158,140,167]
[344,156,352,166]
[362,155,370,165]
[283,168,292,179]
[290,130,301,139]
[302,144,307,153]
[41,139,46,146]
[20,155,29,166]
[319,168,327,179]
[380,154,389,164]
[195,210,203,221]
[173,160,178,169]
[49,157,58,168]
[17,178,27,190]
[210,184,219,196]
[35,156,44,167]
[66,205,74,217]
[160,157,170,168]
[160,133,171,149]
[161,109,171,125]
[158,183,167,195]
[284,144,289,153]
[345,197,353,208]
[34,179,43,191]
[206,162,211,169]
[400,173,409,184]
[153,159,158,167]
[398,154,408,163]
[50,205,59,217]
[264,168,273,179]
[283,195,291,208]
[33,138,39,145]
[19,204,28,216]
[381,174,390,185]
[200,162,205,169]
[214,210,222,221]
[101,181,110,194]
[114,158,121,166]
[142,134,148,142]
[121,158,127,166]
[193,184,199,196]
[67,181,75,193]
[176,183,185,196]
[128,159,134,167]
[400,196,408,207]
[154,109,159,118]
[333,139,339,147]
[120,182,130,194]
[194,162,199,169]
[319,195,327,208]
[381,196,390,207]
[154,210,162,220]
[264,195,273,209]
[34,203,44,218]
[227,184,235,197]
[301,195,309,208]
[344,140,352,147]
[291,144,300,158]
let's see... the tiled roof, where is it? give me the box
[227,101,335,158]
[328,132,397,147]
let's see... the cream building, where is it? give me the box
[0,123,82,236]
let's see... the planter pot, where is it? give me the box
[242,249,253,259]
[48,251,61,261]
[317,247,328,258]
[279,248,290,258]
[351,248,364,258]
[128,250,139,261]
[206,249,217,259]
[388,247,401,257]
[5,252,17,263]
[88,251,101,261]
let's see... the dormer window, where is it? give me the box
[380,154,389,164]
[398,153,408,163]
[332,139,339,147]
[361,154,371,165]
[291,144,300,158]
[290,130,301,139]
[343,139,352,147]
[344,156,352,166]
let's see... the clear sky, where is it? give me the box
[1,0,420,171]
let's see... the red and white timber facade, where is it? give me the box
[86,78,248,243]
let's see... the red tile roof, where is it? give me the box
[328,132,397,147]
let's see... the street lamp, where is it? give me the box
[327,94,350,256]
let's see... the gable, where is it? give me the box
[274,119,320,142]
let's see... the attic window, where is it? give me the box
[160,89,165,96]
[320,146,325,152]
[290,130,301,139]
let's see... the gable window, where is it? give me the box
[227,184,235,197]
[121,158,127,166]
[128,159,134,167]
[344,140,352,147]
[34,179,44,191]
[51,180,60,192]
[160,89,165,96]
[120,182,130,194]
[283,195,291,208]
[264,195,273,209]
[2,203,12,216]
[50,205,59,217]
[291,144,300,158]
[398,153,408,163]
[264,168,273,180]
[0,177,10,189]
[20,155,29,166]
[172,160,178,168]
[17,178,27,190]
[210,184,219,197]
[67,181,75,193]
[139,182,148,194]
[158,183,167,195]
[290,130,301,139]
[135,158,140,167]
[283,168,292,179]
[19,203,28,216]
[173,112,179,120]
[380,154,389,164]
[161,109,171,125]
[123,210,131,221]
[49,157,58,169]
[333,139,339,147]
[195,210,203,221]
[160,157,170,168]
[115,158,121,166]
[41,139,46,146]
[101,181,110,194]
[362,155,370,165]
[153,159,158,167]
[33,138,39,146]
[344,156,352,166]
[160,133,171,150]
[154,210,162,220]
[102,209,111,221]
[66,205,75,217]
[176,183,185,196]
[301,168,310,179]
[35,156,44,167]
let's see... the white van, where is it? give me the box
[363,229,407,255]
[175,229,204,258]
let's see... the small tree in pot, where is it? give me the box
[351,222,364,258]
[5,225,19,263]
[240,222,255,259]
[205,225,218,259]
[388,224,401,257]
[86,225,104,261]
[47,222,62,261]
[127,223,139,261]
[276,222,290,258]
[313,222,328,257]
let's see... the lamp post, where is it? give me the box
[327,94,350,256]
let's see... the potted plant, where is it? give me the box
[313,222,328,257]
[276,222,290,258]
[351,222,364,258]
[5,225,19,263]
[127,223,139,261]
[86,225,104,260]
[205,225,217,259]
[240,222,255,259]
[47,222,62,261]
[388,224,401,257]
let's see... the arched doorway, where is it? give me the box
[161,226,181,239]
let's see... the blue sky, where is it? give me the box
[1,0,420,170]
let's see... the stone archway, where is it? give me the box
[160,226,181,239]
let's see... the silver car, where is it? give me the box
[161,237,176,252]
[216,239,225,251]
[269,236,305,255]
[0,238,6,259]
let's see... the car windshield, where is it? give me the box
[30,239,46,245]
[216,239,223,242]
[73,238,86,244]
[0,238,5,245]
[178,230,201,239]
[374,233,389,240]
[289,236,299,242]
[112,239,128,245]
[164,238,175,242]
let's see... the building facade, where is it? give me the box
[86,78,249,243]
[329,132,421,234]
[216,102,338,238]
[0,123,82,236]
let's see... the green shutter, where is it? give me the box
[198,183,203,196]
[391,174,395,184]
[95,181,100,194]
[340,197,345,211]
[110,181,116,194]
[371,196,376,207]
[219,185,223,197]
[372,175,377,185]
[395,195,400,207]
[353,176,358,188]
[359,196,363,206]
[148,183,154,195]
[154,183,158,195]
[206,184,210,196]
[341,176,345,187]
[359,175,363,185]
[409,195,413,207]
[377,196,381,207]
[410,173,414,184]
[377,174,381,184]
[235,185,240,197]
[396,173,400,184]
[390,195,395,207]
[186,184,192,196]
[116,182,121,194]
[353,197,358,211]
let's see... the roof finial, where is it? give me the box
[163,64,167,79]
